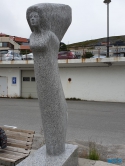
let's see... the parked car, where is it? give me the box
[1,51,22,61]
[0,50,8,55]
[91,55,106,58]
[74,52,82,59]
[58,51,77,59]
[0,51,8,60]
[22,53,33,60]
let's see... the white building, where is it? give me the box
[0,57,125,102]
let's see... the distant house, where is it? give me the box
[101,42,110,46]
[0,33,30,54]
[114,40,125,46]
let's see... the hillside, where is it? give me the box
[68,35,125,47]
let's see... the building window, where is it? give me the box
[31,77,35,81]
[0,42,14,48]
[9,43,14,49]
[2,42,9,47]
[23,77,30,81]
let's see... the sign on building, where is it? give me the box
[12,77,16,84]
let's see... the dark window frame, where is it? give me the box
[31,77,35,81]
[2,42,9,47]
[23,77,30,81]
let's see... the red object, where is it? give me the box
[14,37,28,43]
[58,51,76,59]
[20,45,30,50]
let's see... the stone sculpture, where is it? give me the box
[26,3,71,156]
[17,3,78,166]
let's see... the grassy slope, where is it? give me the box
[68,35,125,47]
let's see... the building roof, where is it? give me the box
[14,37,28,43]
[0,33,8,37]
[20,45,30,50]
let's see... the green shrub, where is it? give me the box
[88,142,100,160]
[82,52,94,58]
[59,42,68,51]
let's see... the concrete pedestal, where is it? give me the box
[17,144,78,166]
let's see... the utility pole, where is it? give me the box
[103,0,111,57]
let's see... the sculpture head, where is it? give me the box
[26,3,72,41]
[29,12,40,28]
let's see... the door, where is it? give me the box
[0,77,8,97]
[21,70,37,98]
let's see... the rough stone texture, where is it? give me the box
[16,144,78,166]
[26,3,72,156]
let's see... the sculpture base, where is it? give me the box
[17,144,78,166]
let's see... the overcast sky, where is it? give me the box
[0,0,125,44]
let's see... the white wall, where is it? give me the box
[1,65,125,102]
[0,68,21,97]
[59,66,125,102]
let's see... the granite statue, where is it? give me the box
[26,3,72,156]
[16,3,78,166]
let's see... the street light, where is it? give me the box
[103,0,111,57]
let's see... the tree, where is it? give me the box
[20,50,31,55]
[82,52,94,58]
[59,42,67,51]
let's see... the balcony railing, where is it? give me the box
[0,47,125,61]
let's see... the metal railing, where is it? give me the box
[0,47,125,61]
[76,47,125,59]
[0,49,33,61]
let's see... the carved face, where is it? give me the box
[30,12,40,27]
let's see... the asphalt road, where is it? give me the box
[0,98,125,145]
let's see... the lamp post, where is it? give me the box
[103,0,111,57]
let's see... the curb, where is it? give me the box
[79,158,118,166]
